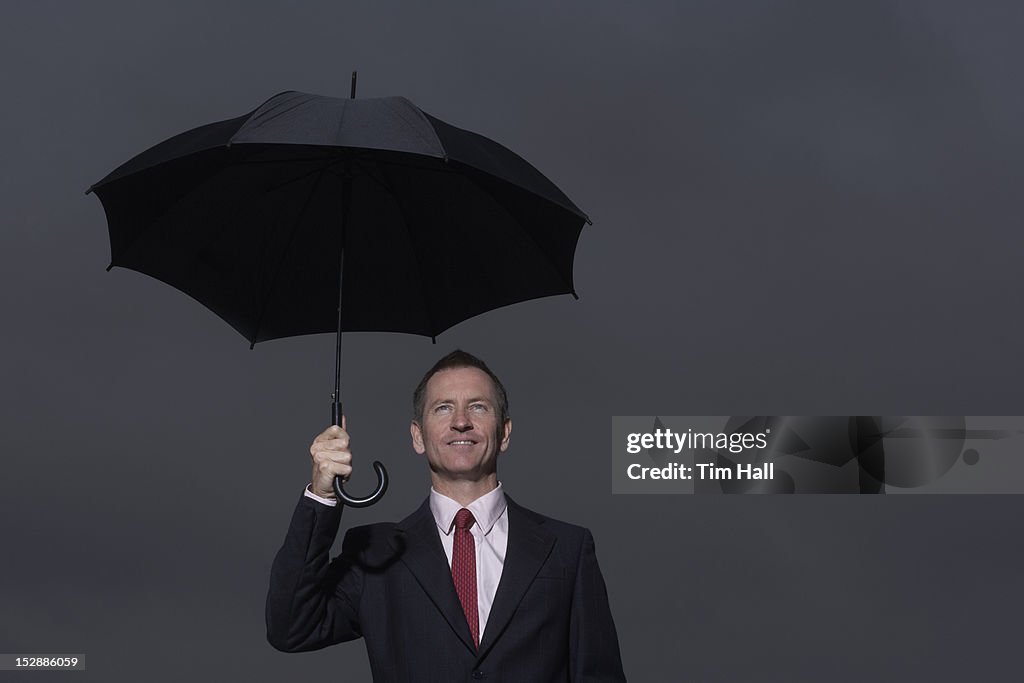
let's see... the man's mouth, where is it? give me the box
[448,439,477,446]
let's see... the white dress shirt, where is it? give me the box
[304,482,509,639]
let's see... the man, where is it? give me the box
[267,350,626,682]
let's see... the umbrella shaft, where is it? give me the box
[332,248,344,427]
[331,397,343,427]
[332,171,352,427]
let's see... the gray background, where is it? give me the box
[3,1,1023,680]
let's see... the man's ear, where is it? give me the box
[499,418,512,453]
[410,421,426,454]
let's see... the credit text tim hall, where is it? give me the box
[624,427,774,481]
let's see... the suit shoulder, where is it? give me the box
[342,521,397,545]
[510,501,593,543]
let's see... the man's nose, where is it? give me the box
[451,407,473,431]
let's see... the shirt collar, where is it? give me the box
[430,482,506,536]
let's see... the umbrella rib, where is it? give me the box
[380,98,445,155]
[110,151,339,271]
[453,164,580,296]
[109,153,255,269]
[360,154,461,177]
[249,169,326,346]
[342,160,439,338]
[258,158,345,197]
[368,157,586,285]
[229,152,340,166]
[241,96,311,131]
[238,149,447,177]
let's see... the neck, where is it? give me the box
[431,474,499,507]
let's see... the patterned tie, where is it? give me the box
[452,507,479,648]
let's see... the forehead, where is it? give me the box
[424,366,498,403]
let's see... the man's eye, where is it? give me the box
[435,405,452,413]
[470,404,488,412]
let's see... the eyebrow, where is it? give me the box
[430,396,494,407]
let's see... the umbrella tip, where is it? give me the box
[249,341,256,350]
[105,263,114,272]
[85,187,93,196]
[431,336,437,344]
[571,290,579,301]
[585,216,593,226]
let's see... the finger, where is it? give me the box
[315,459,352,481]
[313,425,345,443]
[342,414,347,431]
[311,448,352,467]
[311,435,349,457]
[312,435,349,453]
[313,449,352,465]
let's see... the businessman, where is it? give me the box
[267,350,626,682]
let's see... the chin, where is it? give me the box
[435,461,494,480]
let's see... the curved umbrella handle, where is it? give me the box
[333,461,389,507]
[331,388,388,507]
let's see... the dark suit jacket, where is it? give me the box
[266,491,626,682]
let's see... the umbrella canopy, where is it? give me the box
[89,90,589,345]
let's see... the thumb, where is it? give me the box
[342,414,347,431]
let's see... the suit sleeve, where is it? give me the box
[266,493,364,652]
[569,529,627,682]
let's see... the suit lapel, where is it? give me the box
[390,498,477,654]
[476,495,555,660]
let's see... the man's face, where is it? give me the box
[410,366,512,483]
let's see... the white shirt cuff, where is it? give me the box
[304,484,338,507]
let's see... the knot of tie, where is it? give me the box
[454,508,476,531]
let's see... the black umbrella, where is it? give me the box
[88,75,589,506]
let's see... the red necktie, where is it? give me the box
[452,508,479,648]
